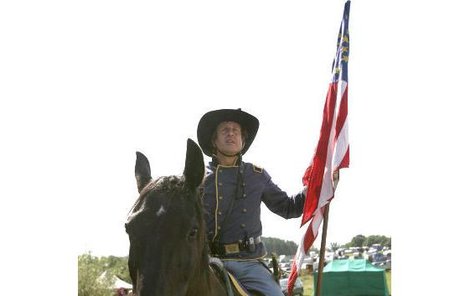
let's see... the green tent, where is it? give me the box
[313,259,389,296]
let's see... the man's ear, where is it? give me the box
[211,137,218,155]
[241,130,247,149]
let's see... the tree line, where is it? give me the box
[262,234,391,256]
[262,236,298,256]
[345,234,391,249]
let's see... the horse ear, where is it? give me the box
[183,139,205,189]
[135,151,152,193]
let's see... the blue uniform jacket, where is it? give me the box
[202,160,305,259]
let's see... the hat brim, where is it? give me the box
[197,109,259,157]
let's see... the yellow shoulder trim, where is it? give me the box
[252,164,263,173]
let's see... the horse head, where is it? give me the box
[125,139,209,296]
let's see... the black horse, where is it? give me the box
[125,139,230,296]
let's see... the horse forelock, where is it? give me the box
[128,175,189,215]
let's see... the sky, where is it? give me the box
[1,0,469,295]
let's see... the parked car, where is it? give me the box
[370,252,391,270]
[279,277,304,296]
[373,259,391,270]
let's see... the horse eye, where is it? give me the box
[188,227,198,240]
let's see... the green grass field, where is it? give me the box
[300,270,391,295]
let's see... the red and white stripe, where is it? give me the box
[287,80,349,295]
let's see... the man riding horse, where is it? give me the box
[197,108,307,296]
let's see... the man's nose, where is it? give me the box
[226,129,235,136]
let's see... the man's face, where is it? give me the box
[213,121,244,156]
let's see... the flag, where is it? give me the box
[288,1,350,295]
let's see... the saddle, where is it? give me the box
[209,257,249,296]
[209,254,281,296]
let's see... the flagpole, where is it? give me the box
[315,203,330,296]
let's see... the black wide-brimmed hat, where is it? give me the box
[197,108,259,157]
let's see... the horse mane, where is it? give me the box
[128,175,189,215]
